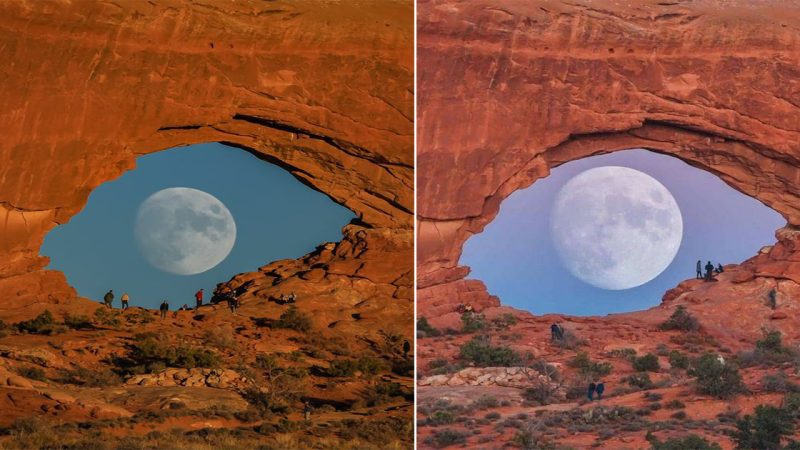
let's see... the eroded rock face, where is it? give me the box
[0,1,413,320]
[417,0,800,315]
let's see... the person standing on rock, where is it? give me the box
[704,261,715,281]
[121,293,130,310]
[403,340,411,358]
[303,401,312,421]
[103,290,114,309]
[587,382,596,401]
[595,381,605,400]
[716,263,724,274]
[160,300,169,319]
[194,288,204,311]
[228,291,239,315]
[696,260,702,279]
[550,323,564,342]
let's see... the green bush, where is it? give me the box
[492,313,518,330]
[93,307,122,328]
[762,372,798,393]
[417,317,440,337]
[569,352,613,378]
[646,432,721,450]
[733,405,794,450]
[273,305,312,332]
[689,353,744,398]
[57,367,121,387]
[63,314,93,330]
[668,350,690,370]
[460,312,486,333]
[425,429,467,448]
[361,381,409,407]
[14,310,63,335]
[625,373,655,390]
[660,306,700,332]
[459,336,520,367]
[15,366,46,381]
[126,333,220,373]
[326,356,386,377]
[633,353,661,372]
[740,329,798,367]
[471,395,498,410]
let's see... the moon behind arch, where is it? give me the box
[134,187,236,275]
[550,166,683,290]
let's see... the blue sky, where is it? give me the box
[41,143,354,309]
[461,149,786,316]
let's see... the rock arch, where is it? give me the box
[0,1,413,317]
[417,0,800,316]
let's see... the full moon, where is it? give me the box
[550,166,683,290]
[134,187,236,275]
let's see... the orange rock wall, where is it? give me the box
[418,0,800,316]
[0,1,413,308]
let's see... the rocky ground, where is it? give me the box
[0,231,413,450]
[417,229,800,449]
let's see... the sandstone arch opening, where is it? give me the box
[460,149,786,316]
[41,142,355,309]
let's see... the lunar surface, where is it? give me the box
[550,167,683,290]
[134,187,236,275]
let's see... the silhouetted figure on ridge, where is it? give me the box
[121,293,130,310]
[159,300,169,319]
[696,260,702,279]
[587,382,596,401]
[195,289,204,311]
[704,261,715,281]
[228,291,239,315]
[716,263,724,274]
[103,290,114,309]
[403,340,411,358]
[303,401,312,421]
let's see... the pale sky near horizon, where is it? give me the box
[461,149,787,316]
[41,143,355,309]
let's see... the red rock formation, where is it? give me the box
[0,0,413,318]
[418,0,800,315]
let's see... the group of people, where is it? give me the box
[587,381,605,401]
[696,260,724,282]
[103,287,244,319]
[102,290,130,310]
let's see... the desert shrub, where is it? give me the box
[202,326,237,351]
[660,306,700,332]
[471,395,498,410]
[63,314,93,330]
[459,335,520,367]
[461,312,486,333]
[361,381,409,407]
[623,373,654,390]
[665,400,685,409]
[733,404,794,450]
[391,357,413,377]
[15,366,46,381]
[425,429,467,448]
[93,307,123,328]
[14,310,63,335]
[512,426,557,450]
[427,358,464,375]
[492,313,518,330]
[417,317,440,337]
[57,366,121,387]
[523,379,560,406]
[273,305,312,332]
[689,353,744,398]
[646,432,721,450]
[671,411,687,420]
[553,328,585,350]
[569,352,612,378]
[633,353,661,372]
[670,332,719,354]
[668,350,690,370]
[608,348,637,361]
[326,356,386,377]
[426,409,456,426]
[762,372,799,393]
[124,333,220,373]
[485,411,501,420]
[740,329,798,368]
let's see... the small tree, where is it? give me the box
[459,335,520,367]
[646,432,721,450]
[689,353,744,398]
[569,352,613,378]
[274,305,312,332]
[417,317,440,337]
[733,405,794,450]
[633,353,661,372]
[460,312,486,333]
[660,306,700,332]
